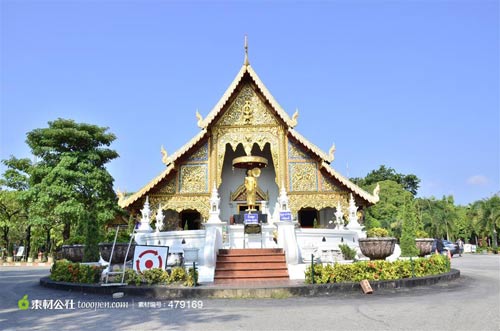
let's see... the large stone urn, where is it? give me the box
[61,245,85,262]
[415,238,434,257]
[358,238,396,260]
[99,243,136,264]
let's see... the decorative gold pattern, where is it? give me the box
[242,99,253,124]
[217,85,278,127]
[179,164,207,193]
[215,126,281,186]
[156,177,176,194]
[289,162,318,191]
[320,171,339,192]
[187,142,209,162]
[149,194,210,221]
[288,140,312,160]
[288,192,350,216]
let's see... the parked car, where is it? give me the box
[432,239,459,257]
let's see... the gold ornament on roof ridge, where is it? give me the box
[161,145,169,165]
[329,143,336,162]
[196,109,204,128]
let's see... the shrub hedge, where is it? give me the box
[50,260,104,284]
[305,254,450,284]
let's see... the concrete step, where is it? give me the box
[216,261,286,269]
[216,255,286,263]
[214,248,289,282]
[218,248,283,255]
[214,269,290,278]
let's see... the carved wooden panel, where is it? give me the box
[289,162,318,191]
[179,164,208,193]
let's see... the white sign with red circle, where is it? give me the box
[133,246,169,273]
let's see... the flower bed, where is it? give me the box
[49,260,198,287]
[50,260,104,284]
[305,254,450,284]
[124,267,198,287]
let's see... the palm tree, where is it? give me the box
[472,196,500,248]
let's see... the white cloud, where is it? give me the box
[466,175,489,186]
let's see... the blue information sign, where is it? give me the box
[279,212,292,222]
[244,213,259,224]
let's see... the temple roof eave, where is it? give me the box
[320,161,379,205]
[119,163,176,209]
[119,129,209,209]
[288,128,330,162]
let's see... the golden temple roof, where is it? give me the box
[199,64,298,129]
[120,57,379,209]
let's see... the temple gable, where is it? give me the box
[216,84,280,127]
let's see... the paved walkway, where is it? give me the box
[1,254,499,330]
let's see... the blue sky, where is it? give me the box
[1,0,498,206]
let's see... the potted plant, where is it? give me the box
[358,227,396,260]
[415,230,434,257]
[61,235,86,262]
[98,230,135,264]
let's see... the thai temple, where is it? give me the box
[118,40,381,282]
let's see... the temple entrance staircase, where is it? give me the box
[214,248,289,283]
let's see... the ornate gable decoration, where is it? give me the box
[217,85,279,127]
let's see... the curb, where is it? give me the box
[40,269,460,299]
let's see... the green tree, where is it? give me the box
[453,205,472,243]
[11,118,120,261]
[399,196,419,257]
[1,157,33,257]
[352,165,420,196]
[470,195,500,248]
[416,196,458,241]
[0,190,26,256]
[363,180,413,235]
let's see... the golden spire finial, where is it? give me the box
[244,35,249,66]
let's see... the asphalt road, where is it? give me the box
[0,254,498,331]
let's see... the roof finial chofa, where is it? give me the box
[244,35,249,66]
